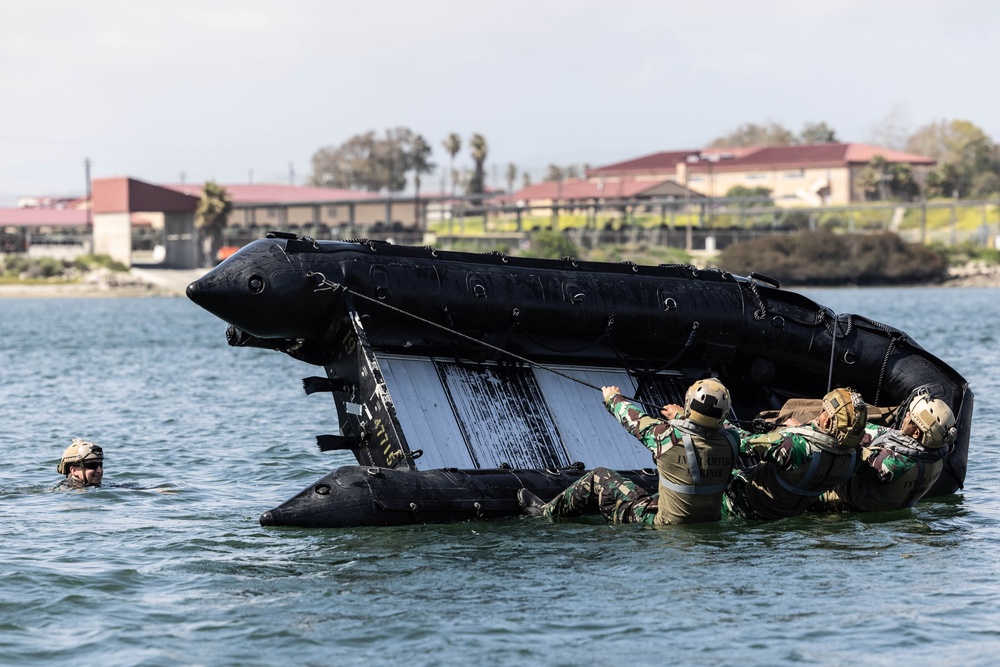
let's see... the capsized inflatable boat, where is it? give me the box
[186,232,973,527]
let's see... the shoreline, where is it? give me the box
[1,263,999,299]
[0,267,207,298]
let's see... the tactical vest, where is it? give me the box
[655,419,740,525]
[747,426,858,520]
[844,429,945,511]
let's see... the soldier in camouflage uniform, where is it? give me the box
[814,393,957,513]
[54,439,104,490]
[518,379,741,525]
[723,387,867,520]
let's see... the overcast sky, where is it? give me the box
[1,0,997,205]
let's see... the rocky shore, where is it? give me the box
[942,261,1000,287]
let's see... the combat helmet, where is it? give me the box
[57,438,104,475]
[907,395,957,449]
[684,378,731,427]
[821,387,867,448]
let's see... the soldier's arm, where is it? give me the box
[866,448,912,482]
[605,391,672,454]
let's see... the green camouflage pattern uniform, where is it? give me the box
[542,393,741,525]
[815,423,946,512]
[723,423,865,520]
[53,477,87,491]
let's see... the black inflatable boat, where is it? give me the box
[186,233,973,527]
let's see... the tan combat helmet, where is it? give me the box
[907,396,957,449]
[821,387,867,448]
[684,378,731,427]
[57,438,104,475]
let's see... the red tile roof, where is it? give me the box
[591,143,935,176]
[0,208,90,226]
[163,183,380,204]
[588,147,759,176]
[92,177,200,214]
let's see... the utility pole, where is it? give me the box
[84,157,92,228]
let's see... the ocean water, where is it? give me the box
[1,287,999,667]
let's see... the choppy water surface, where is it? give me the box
[2,288,999,666]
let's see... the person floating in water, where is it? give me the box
[55,439,104,490]
[518,379,741,525]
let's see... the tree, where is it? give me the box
[971,172,1000,198]
[906,119,997,197]
[544,164,565,182]
[857,156,919,201]
[725,185,773,205]
[709,121,797,147]
[309,130,380,191]
[196,181,232,267]
[375,126,415,193]
[309,127,419,193]
[887,162,919,200]
[868,104,911,150]
[799,121,838,144]
[410,134,435,231]
[467,133,488,198]
[505,163,518,194]
[443,133,462,196]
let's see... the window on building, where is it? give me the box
[746,173,767,181]
[326,206,338,218]
[782,169,804,179]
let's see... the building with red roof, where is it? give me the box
[586,143,935,206]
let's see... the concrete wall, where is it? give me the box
[163,212,197,269]
[92,212,132,267]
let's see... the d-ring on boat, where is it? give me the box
[186,232,973,527]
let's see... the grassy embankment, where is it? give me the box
[426,199,1000,285]
[0,254,129,285]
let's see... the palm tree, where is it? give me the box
[196,181,232,267]
[505,163,518,194]
[468,133,488,200]
[410,134,435,231]
[443,133,461,197]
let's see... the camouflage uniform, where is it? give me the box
[541,393,741,525]
[723,423,866,520]
[52,477,87,491]
[815,423,946,513]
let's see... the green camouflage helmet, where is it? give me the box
[907,396,957,449]
[57,438,104,475]
[684,378,731,427]
[821,387,867,448]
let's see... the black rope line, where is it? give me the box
[308,273,668,412]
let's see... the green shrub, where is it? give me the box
[522,230,579,259]
[716,230,948,285]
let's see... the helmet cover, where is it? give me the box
[684,379,731,427]
[907,396,957,449]
[57,439,104,475]
[821,388,867,448]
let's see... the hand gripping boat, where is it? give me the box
[186,233,973,527]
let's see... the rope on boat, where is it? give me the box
[308,272,693,415]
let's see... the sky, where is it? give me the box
[2,0,998,206]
